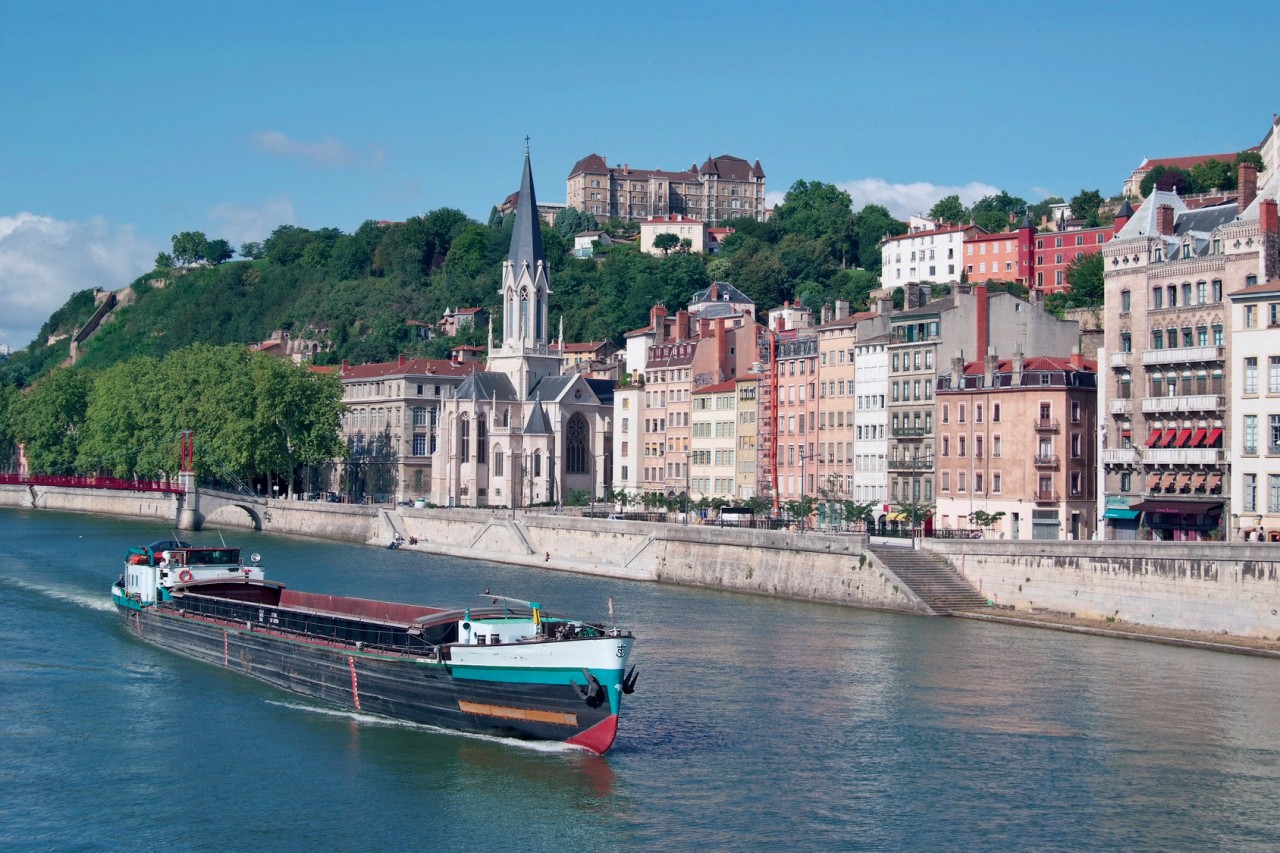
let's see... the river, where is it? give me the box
[3,508,1280,851]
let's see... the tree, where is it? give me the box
[969,192,1027,233]
[204,239,234,265]
[852,204,907,271]
[968,509,1006,535]
[773,180,854,242]
[1189,159,1234,193]
[783,496,819,529]
[929,194,968,225]
[239,241,265,260]
[171,231,208,267]
[842,500,877,530]
[154,252,173,271]
[652,233,680,256]
[1027,196,1064,228]
[553,206,597,238]
[1139,165,1192,198]
[0,383,18,471]
[10,369,92,473]
[1063,252,1104,304]
[1069,189,1104,227]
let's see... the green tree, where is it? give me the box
[968,509,1006,533]
[773,180,853,241]
[171,231,208,266]
[1189,159,1233,193]
[154,252,173,271]
[1027,196,1064,228]
[11,369,92,473]
[1069,189,1104,227]
[1063,252,1104,304]
[0,383,18,470]
[553,206,597,238]
[969,192,1027,233]
[929,194,968,225]
[652,233,680,256]
[205,239,234,265]
[783,496,819,529]
[852,204,907,271]
[1139,165,1192,198]
[239,241,265,260]
[76,357,161,476]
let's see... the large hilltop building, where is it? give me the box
[431,151,614,508]
[566,153,766,224]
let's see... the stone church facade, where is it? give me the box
[430,151,613,507]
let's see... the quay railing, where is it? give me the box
[0,473,185,494]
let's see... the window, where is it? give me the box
[992,404,1001,422]
[1153,330,1164,349]
[1245,357,1259,394]
[975,404,983,423]
[959,404,966,423]
[1245,305,1257,328]
[1152,287,1163,309]
[1271,357,1280,394]
[459,416,470,462]
[1244,415,1258,454]
[1244,473,1257,512]
[1272,415,1280,455]
[1070,472,1082,496]
[1071,401,1081,423]
[1121,290,1131,313]
[1272,475,1280,513]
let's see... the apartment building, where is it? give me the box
[735,374,761,502]
[1034,220,1118,295]
[690,380,738,500]
[935,352,1098,540]
[567,153,766,224]
[852,333,890,515]
[1227,278,1280,541]
[338,355,473,502]
[886,283,1081,527]
[963,217,1035,286]
[1099,172,1279,540]
[880,222,983,287]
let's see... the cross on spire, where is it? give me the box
[524,135,530,152]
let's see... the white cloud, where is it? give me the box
[766,178,1002,220]
[251,130,373,169]
[208,196,297,247]
[0,213,158,350]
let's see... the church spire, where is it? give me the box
[508,147,544,272]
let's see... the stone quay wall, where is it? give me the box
[0,483,181,522]
[926,539,1280,638]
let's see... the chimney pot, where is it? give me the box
[1261,199,1279,235]
[1239,161,1260,211]
[1157,204,1175,236]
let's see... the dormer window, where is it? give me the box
[1181,243,1191,259]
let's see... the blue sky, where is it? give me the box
[1,0,1276,349]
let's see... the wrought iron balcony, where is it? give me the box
[887,457,933,471]
[891,426,931,438]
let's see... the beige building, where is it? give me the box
[338,355,473,502]
[1099,169,1279,540]
[567,153,766,224]
[690,380,738,501]
[735,375,761,501]
[935,353,1099,540]
[1227,279,1280,541]
[639,214,707,255]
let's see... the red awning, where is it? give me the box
[1175,473,1192,489]
[1131,499,1223,515]
[1189,428,1207,447]
[1158,429,1178,447]
[1191,474,1207,489]
[1145,431,1162,447]
[1206,474,1222,490]
[1205,428,1223,446]
[1146,473,1161,490]
[1160,473,1177,489]
[1174,429,1193,447]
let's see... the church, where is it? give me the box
[430,151,614,508]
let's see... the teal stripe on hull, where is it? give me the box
[448,664,625,686]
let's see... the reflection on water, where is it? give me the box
[3,508,1280,851]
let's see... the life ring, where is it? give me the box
[178,569,194,583]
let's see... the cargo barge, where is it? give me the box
[112,542,637,754]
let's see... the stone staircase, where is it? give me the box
[869,546,989,615]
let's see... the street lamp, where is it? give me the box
[683,451,691,525]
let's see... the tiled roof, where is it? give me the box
[883,224,979,243]
[1229,279,1280,297]
[818,310,878,330]
[694,379,737,394]
[961,356,1096,374]
[1138,152,1243,171]
[563,341,608,353]
[569,153,608,176]
[455,371,519,401]
[341,358,470,380]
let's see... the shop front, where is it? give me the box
[1130,499,1224,541]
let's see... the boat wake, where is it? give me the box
[265,700,581,754]
[0,574,116,613]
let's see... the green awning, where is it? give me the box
[1103,508,1140,520]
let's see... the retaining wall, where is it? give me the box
[927,539,1280,638]
[0,484,180,521]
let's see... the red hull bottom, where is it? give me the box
[565,714,619,755]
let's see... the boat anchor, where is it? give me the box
[570,668,605,708]
[622,665,638,695]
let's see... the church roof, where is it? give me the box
[528,375,574,402]
[454,371,519,402]
[586,378,615,407]
[508,151,545,274]
[523,397,552,434]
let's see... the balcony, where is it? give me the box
[1102,448,1139,465]
[888,457,933,471]
[1143,448,1224,465]
[1034,454,1060,469]
[1034,418,1060,433]
[1034,490,1061,503]
[490,424,522,435]
[1141,345,1224,366]
[1110,399,1133,415]
[1141,395,1225,414]
[892,426,931,438]
[1110,352,1132,369]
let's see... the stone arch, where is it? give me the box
[202,502,263,531]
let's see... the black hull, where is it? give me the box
[116,605,617,747]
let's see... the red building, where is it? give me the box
[963,215,1035,286]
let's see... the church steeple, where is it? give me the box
[508,149,545,274]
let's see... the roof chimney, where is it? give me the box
[835,299,849,320]
[974,283,989,364]
[1239,161,1259,211]
[675,309,690,341]
[1260,199,1279,235]
[1157,204,1175,236]
[398,353,406,367]
[340,359,350,372]
[1070,346,1085,370]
